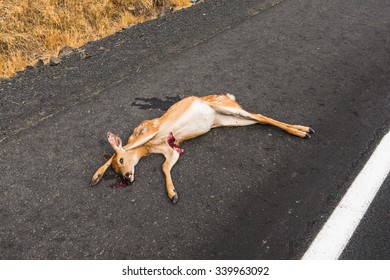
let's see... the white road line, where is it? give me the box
[302,130,390,260]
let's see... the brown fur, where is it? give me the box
[90,93,313,204]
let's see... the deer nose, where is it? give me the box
[123,172,134,183]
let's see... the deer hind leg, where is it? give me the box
[255,114,314,138]
[213,114,258,127]
[212,106,314,138]
[162,148,180,204]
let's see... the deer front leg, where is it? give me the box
[162,148,180,204]
[89,156,113,186]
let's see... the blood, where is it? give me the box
[167,133,184,154]
[109,180,129,189]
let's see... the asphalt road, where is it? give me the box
[340,175,390,260]
[1,0,389,259]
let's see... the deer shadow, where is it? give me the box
[131,96,181,111]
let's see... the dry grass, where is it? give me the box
[0,0,192,78]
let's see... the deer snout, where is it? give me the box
[123,172,134,183]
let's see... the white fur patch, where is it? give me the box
[226,93,236,101]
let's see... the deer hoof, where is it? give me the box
[170,193,179,204]
[89,174,101,187]
[308,127,315,134]
[304,133,311,139]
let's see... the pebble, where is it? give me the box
[49,56,62,66]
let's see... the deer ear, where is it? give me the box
[107,132,123,151]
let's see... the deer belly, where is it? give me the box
[172,101,216,141]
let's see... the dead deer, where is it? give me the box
[90,93,314,203]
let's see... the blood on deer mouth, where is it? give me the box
[167,133,184,154]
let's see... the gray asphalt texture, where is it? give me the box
[1,0,390,259]
[340,175,390,260]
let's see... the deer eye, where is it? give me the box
[119,158,124,164]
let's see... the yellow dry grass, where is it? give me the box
[0,0,192,78]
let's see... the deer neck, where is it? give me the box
[132,145,150,162]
